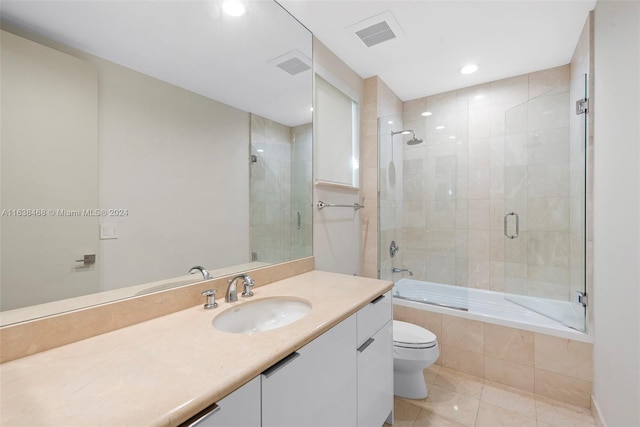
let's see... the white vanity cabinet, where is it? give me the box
[261,314,357,427]
[182,290,393,427]
[181,376,261,427]
[356,291,393,427]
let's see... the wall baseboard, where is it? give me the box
[591,395,607,427]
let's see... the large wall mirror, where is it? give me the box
[0,0,313,325]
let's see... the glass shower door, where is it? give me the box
[379,106,468,311]
[504,74,587,331]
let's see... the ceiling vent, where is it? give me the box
[269,50,311,76]
[355,21,396,47]
[347,10,405,48]
[276,57,310,75]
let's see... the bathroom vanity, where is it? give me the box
[0,271,393,427]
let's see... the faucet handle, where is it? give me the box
[201,289,218,309]
[241,275,255,298]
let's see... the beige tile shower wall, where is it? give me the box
[361,77,404,278]
[402,65,573,300]
[394,305,593,408]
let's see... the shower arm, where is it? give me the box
[390,129,423,145]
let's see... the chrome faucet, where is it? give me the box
[225,274,255,302]
[392,267,413,276]
[189,265,212,280]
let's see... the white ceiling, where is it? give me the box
[0,1,596,125]
[280,0,596,101]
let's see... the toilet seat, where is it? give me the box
[393,320,437,349]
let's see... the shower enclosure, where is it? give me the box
[379,68,588,331]
[250,114,313,265]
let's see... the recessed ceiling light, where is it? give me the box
[474,94,484,100]
[435,125,445,130]
[387,120,394,124]
[421,111,432,117]
[222,0,245,17]
[448,136,456,140]
[460,63,479,74]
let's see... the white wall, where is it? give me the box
[1,31,100,309]
[593,1,640,425]
[2,27,251,293]
[98,59,250,290]
[312,38,365,275]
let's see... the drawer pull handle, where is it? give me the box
[181,403,220,426]
[262,351,300,378]
[371,294,386,305]
[357,337,375,353]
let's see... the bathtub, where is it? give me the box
[393,278,591,343]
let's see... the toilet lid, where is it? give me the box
[393,320,437,347]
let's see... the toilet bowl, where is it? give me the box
[393,320,439,399]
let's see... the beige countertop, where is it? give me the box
[0,270,392,426]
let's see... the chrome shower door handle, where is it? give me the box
[504,212,519,239]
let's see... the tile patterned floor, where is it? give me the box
[384,365,597,427]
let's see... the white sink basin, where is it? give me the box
[212,297,312,334]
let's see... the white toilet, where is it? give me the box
[393,320,439,399]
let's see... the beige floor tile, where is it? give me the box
[535,395,596,427]
[480,380,537,419]
[393,397,422,427]
[413,409,467,427]
[432,367,484,399]
[404,384,480,427]
[475,401,537,427]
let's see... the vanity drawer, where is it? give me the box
[356,290,392,347]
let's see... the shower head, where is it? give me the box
[391,129,423,145]
[407,135,423,145]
